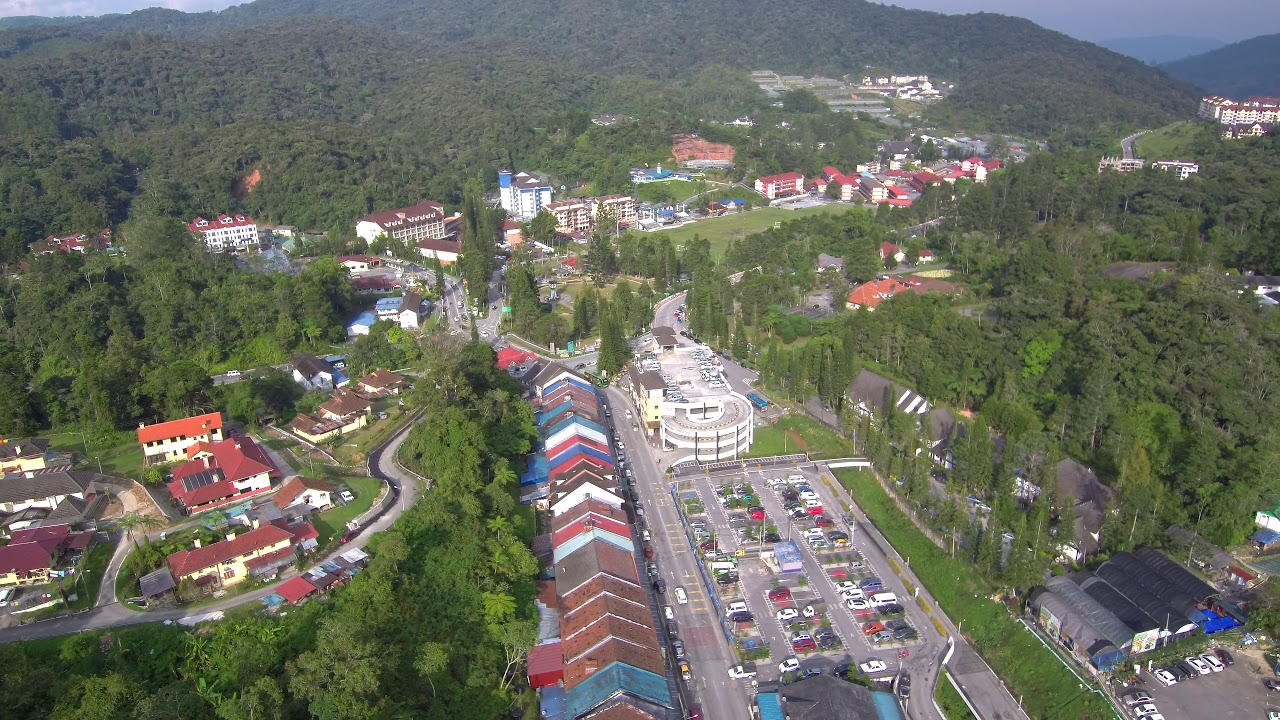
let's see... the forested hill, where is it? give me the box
[29,0,1196,137]
[1163,33,1280,97]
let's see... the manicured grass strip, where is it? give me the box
[652,205,856,260]
[835,469,1110,720]
[312,476,384,547]
[935,672,978,720]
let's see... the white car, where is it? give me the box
[777,608,800,622]
[1185,656,1212,675]
[846,598,870,611]
[1131,704,1160,718]
[834,581,857,595]
[664,605,675,620]
[727,601,749,615]
[859,659,888,674]
[799,490,819,501]
[778,657,801,675]
[1198,653,1225,672]
[727,665,758,680]
[802,604,819,618]
[840,587,865,601]
[1152,669,1177,686]
[674,587,688,605]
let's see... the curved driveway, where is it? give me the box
[0,419,423,644]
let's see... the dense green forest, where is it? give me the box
[0,342,540,720]
[0,215,356,435]
[1164,32,1280,97]
[682,135,1280,551]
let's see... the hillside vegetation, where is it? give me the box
[1164,32,1280,96]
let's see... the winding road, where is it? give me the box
[0,419,424,644]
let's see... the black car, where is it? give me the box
[893,626,918,641]
[630,490,640,502]
[1173,659,1198,679]
[728,611,754,624]
[781,489,799,502]
[816,634,841,650]
[653,578,666,593]
[1215,647,1235,666]
[574,363,586,370]
[764,532,782,543]
[716,573,740,585]
[791,508,808,520]
[833,663,851,678]
[886,619,909,631]
[1166,663,1189,681]
[896,674,911,699]
[878,603,904,615]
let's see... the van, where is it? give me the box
[870,592,899,608]
[710,561,737,574]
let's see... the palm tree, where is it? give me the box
[116,511,163,546]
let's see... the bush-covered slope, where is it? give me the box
[1163,33,1280,97]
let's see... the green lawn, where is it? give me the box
[1135,121,1208,160]
[746,414,855,459]
[635,178,709,203]
[48,430,146,481]
[653,205,856,260]
[934,673,978,720]
[834,469,1110,720]
[65,542,114,611]
[312,476,384,547]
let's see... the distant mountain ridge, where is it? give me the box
[7,0,1197,137]
[1097,35,1224,65]
[1163,33,1280,97]
[0,15,84,30]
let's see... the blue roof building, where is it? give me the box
[564,662,673,719]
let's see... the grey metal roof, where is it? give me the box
[1029,588,1121,664]
[780,675,879,720]
[1109,552,1200,623]
[1046,576,1134,648]
[0,471,98,504]
[290,352,332,380]
[1074,571,1160,634]
[1136,547,1218,603]
[1095,563,1191,634]
[139,568,176,597]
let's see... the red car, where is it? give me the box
[687,705,702,720]
[643,544,654,558]
[862,621,885,635]
[812,515,832,527]
[791,636,817,652]
[805,505,825,516]
[750,507,767,520]
[768,586,792,602]
[699,539,717,552]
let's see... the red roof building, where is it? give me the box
[754,172,805,200]
[166,437,279,513]
[496,347,537,370]
[137,412,225,466]
[276,575,319,604]
[527,641,565,689]
[166,523,295,581]
[880,241,903,261]
[188,215,259,253]
[847,277,910,311]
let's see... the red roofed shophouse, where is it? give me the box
[166,437,280,514]
[527,641,565,689]
[189,215,259,253]
[137,412,225,466]
[755,172,805,199]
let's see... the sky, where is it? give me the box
[880,0,1280,43]
[1,0,1278,43]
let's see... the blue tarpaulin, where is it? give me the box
[1200,609,1241,634]
[520,453,549,486]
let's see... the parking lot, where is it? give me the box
[670,464,925,688]
[1120,647,1280,720]
[640,345,730,403]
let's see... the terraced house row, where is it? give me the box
[525,364,679,720]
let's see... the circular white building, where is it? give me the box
[660,392,754,463]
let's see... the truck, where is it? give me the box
[746,392,769,411]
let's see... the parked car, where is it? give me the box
[813,515,832,527]
[768,587,792,602]
[728,611,755,624]
[652,578,666,593]
[893,626,918,641]
[862,621,885,636]
[1214,647,1235,666]
[1122,691,1152,706]
[872,630,893,644]
[1152,668,1177,686]
[1185,656,1212,675]
[777,608,800,622]
[778,657,801,675]
[1131,704,1160,718]
[791,635,817,652]
[896,673,911,699]
[727,665,757,680]
[1172,659,1198,679]
[878,603,904,615]
[672,641,686,660]
[1197,654,1224,673]
[860,659,888,674]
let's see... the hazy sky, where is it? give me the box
[881,0,1280,42]
[2,0,1278,43]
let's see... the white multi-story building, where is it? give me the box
[1152,161,1200,180]
[1199,96,1280,125]
[591,195,637,228]
[659,393,754,463]
[355,200,449,245]
[188,215,259,253]
[546,200,592,234]
[498,170,553,220]
[755,172,805,199]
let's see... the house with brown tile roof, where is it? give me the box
[166,523,296,589]
[552,461,613,486]
[562,593,658,641]
[555,541,639,598]
[559,575,649,609]
[563,637,666,690]
[355,369,406,397]
[318,388,372,423]
[551,498,629,533]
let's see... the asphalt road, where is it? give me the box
[0,419,424,645]
[607,385,754,720]
[1122,130,1152,160]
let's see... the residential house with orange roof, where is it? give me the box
[166,522,296,590]
[318,388,372,426]
[165,436,280,514]
[137,412,224,466]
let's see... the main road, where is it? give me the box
[0,418,424,644]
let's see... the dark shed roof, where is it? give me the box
[1136,547,1218,604]
[1110,552,1200,623]
[1074,571,1160,634]
[1095,563,1191,634]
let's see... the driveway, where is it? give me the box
[0,419,424,644]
